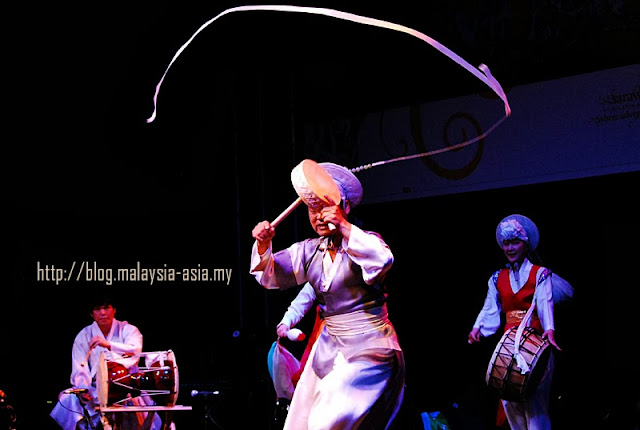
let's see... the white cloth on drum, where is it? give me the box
[512,301,538,374]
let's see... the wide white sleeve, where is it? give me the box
[473,276,502,337]
[109,323,143,356]
[250,241,306,289]
[250,241,280,290]
[279,283,316,328]
[70,329,93,388]
[342,225,394,284]
[535,267,555,332]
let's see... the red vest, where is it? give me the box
[497,265,543,332]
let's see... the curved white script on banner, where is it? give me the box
[146,5,511,124]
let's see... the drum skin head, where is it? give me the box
[292,159,341,210]
[97,351,108,409]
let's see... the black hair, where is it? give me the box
[88,289,116,312]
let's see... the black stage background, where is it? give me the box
[7,1,639,429]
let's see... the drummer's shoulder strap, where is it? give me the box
[491,270,501,286]
[534,266,552,287]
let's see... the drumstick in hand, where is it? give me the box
[272,197,303,228]
[80,345,95,367]
[322,194,338,231]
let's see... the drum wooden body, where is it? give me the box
[486,326,550,402]
[97,350,179,409]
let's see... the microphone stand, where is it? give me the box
[75,392,97,430]
[200,393,224,430]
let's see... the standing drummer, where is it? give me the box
[467,214,560,430]
[50,293,162,430]
[251,162,405,430]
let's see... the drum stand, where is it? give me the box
[101,405,191,430]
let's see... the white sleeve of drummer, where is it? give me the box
[250,241,278,289]
[70,329,93,388]
[473,277,502,337]
[342,224,394,284]
[535,267,555,332]
[250,241,306,289]
[279,282,316,328]
[108,323,143,356]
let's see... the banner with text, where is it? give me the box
[304,65,639,204]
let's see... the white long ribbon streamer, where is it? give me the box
[146,5,511,124]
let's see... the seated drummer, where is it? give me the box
[50,291,163,430]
